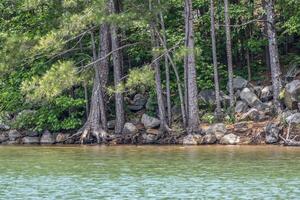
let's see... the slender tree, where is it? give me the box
[265,0,282,109]
[184,0,200,134]
[110,0,125,134]
[210,0,222,117]
[224,0,234,108]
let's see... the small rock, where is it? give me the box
[141,133,156,144]
[229,76,249,92]
[206,123,227,135]
[240,108,260,121]
[55,133,71,143]
[235,101,248,113]
[286,113,300,132]
[201,134,217,144]
[8,130,22,141]
[22,137,40,144]
[220,134,240,145]
[141,114,160,129]
[40,130,55,144]
[261,86,273,102]
[146,129,159,135]
[183,134,202,145]
[265,123,281,144]
[123,123,138,135]
[128,94,147,111]
[234,122,251,133]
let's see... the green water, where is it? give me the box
[0,145,299,199]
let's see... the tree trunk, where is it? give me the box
[110,0,125,134]
[210,0,222,118]
[224,0,234,108]
[265,0,282,109]
[184,0,200,134]
[246,48,251,81]
[158,0,171,126]
[77,30,108,144]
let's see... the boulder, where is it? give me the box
[123,123,138,135]
[183,134,202,145]
[107,120,116,130]
[171,105,182,121]
[24,131,40,137]
[141,114,160,129]
[0,124,10,131]
[240,108,263,122]
[128,94,147,111]
[265,123,281,144]
[234,122,252,133]
[141,133,156,144]
[22,137,40,144]
[240,88,264,109]
[8,130,22,141]
[235,101,248,113]
[198,90,230,108]
[40,130,55,144]
[284,80,300,110]
[201,134,217,144]
[286,113,300,132]
[206,123,227,135]
[229,76,248,92]
[0,133,8,143]
[254,86,263,98]
[55,133,71,143]
[220,134,240,145]
[261,86,273,102]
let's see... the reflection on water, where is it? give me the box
[0,145,299,199]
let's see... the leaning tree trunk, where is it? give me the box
[265,0,282,109]
[110,0,125,134]
[210,0,222,118]
[224,0,234,109]
[149,2,169,133]
[184,0,200,134]
[78,30,108,144]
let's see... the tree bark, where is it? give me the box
[265,0,282,109]
[224,0,234,108]
[184,0,200,134]
[158,2,172,126]
[110,0,125,134]
[210,0,222,117]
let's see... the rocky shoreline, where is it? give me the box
[1,76,300,146]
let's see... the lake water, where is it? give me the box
[0,145,299,199]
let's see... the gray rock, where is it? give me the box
[220,134,240,145]
[141,114,160,129]
[123,123,138,135]
[128,94,147,111]
[40,130,55,144]
[234,122,251,133]
[235,101,248,113]
[0,133,8,143]
[22,137,40,144]
[206,123,227,135]
[261,86,273,102]
[55,133,71,143]
[183,134,202,145]
[141,133,156,144]
[0,124,10,131]
[240,88,263,108]
[8,130,22,141]
[284,80,300,110]
[286,113,300,124]
[107,120,116,130]
[24,131,40,137]
[265,123,281,144]
[240,108,261,121]
[229,76,248,92]
[201,134,217,144]
[254,86,263,98]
